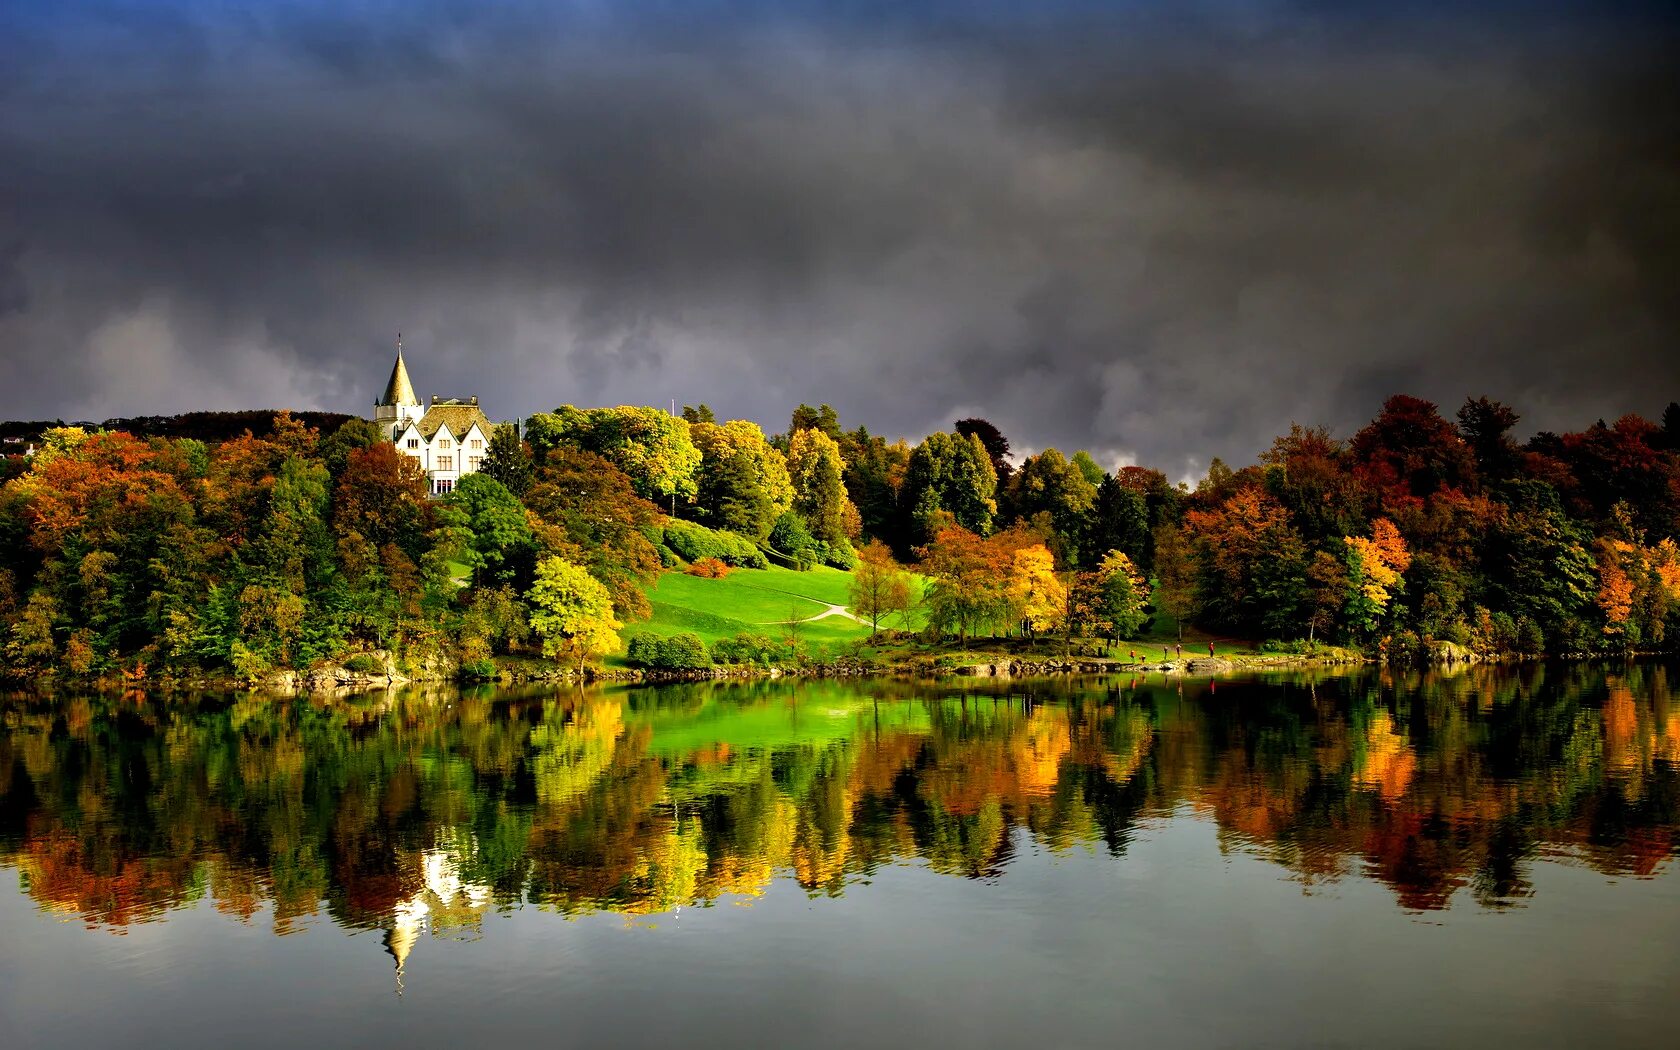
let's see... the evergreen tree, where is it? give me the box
[480,422,534,497]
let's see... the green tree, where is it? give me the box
[1096,550,1149,641]
[1085,475,1150,567]
[954,417,1014,487]
[480,422,534,497]
[788,403,841,441]
[448,473,536,587]
[319,418,385,479]
[904,431,998,545]
[1006,448,1096,555]
[1070,450,1105,487]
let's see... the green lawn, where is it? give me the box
[620,564,895,660]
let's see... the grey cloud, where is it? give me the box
[0,2,1675,466]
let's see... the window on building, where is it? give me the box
[435,479,453,495]
[406,438,419,449]
[470,438,483,450]
[468,457,482,471]
[439,438,452,450]
[437,456,453,471]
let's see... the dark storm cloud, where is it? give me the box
[1,1,1676,473]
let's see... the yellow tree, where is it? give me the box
[1342,517,1411,634]
[786,428,857,545]
[526,556,622,675]
[1007,544,1065,639]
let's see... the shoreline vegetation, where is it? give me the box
[3,393,1679,694]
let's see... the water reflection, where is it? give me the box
[2,663,1678,977]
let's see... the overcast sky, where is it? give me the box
[1,1,1676,476]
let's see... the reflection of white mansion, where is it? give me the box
[373,343,494,495]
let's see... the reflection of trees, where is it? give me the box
[1,665,1678,960]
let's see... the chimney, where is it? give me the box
[470,396,478,406]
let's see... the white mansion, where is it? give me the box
[373,344,495,495]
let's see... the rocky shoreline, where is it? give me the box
[6,639,1630,697]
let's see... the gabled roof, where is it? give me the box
[416,403,493,441]
[380,352,419,407]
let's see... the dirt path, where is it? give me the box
[757,598,861,625]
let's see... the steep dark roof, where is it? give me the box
[416,403,492,441]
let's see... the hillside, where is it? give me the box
[624,564,918,658]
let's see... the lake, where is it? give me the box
[3,664,1679,1048]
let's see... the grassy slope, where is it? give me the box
[619,568,1259,667]
[624,565,880,658]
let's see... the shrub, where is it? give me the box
[344,653,384,674]
[711,632,789,665]
[662,519,768,569]
[625,634,660,667]
[686,556,732,579]
[458,658,497,682]
[769,512,816,570]
[814,538,857,570]
[626,632,712,670]
[1388,629,1425,663]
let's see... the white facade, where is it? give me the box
[373,347,494,496]
[390,414,491,495]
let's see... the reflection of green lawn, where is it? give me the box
[634,694,932,758]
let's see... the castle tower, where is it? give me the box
[373,334,422,439]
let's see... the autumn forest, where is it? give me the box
[1,394,1679,683]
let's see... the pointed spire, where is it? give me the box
[380,333,419,407]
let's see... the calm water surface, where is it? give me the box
[3,665,1679,1048]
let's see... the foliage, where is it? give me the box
[1005,544,1065,637]
[479,422,535,497]
[662,519,770,569]
[626,631,710,670]
[447,472,536,588]
[1005,448,1096,561]
[690,419,794,539]
[903,430,998,545]
[686,557,732,579]
[769,511,817,569]
[786,428,856,546]
[920,525,1010,644]
[523,447,665,619]
[1094,550,1149,640]
[526,555,622,672]
[526,405,701,503]
[848,540,914,639]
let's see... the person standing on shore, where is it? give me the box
[1208,641,1216,658]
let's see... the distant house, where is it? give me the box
[372,343,495,496]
